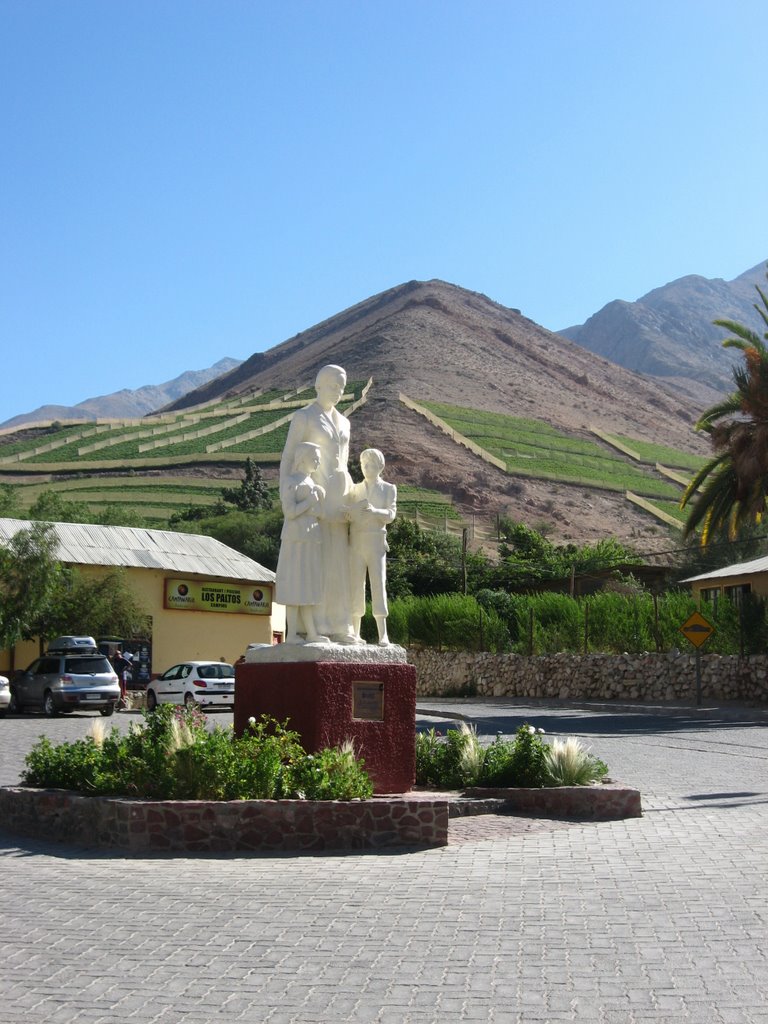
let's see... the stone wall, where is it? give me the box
[0,784,642,854]
[0,787,449,853]
[408,649,768,703]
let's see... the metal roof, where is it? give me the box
[681,553,768,585]
[0,518,275,584]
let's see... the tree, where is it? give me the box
[32,568,150,646]
[487,519,639,590]
[682,270,768,544]
[173,508,283,571]
[0,483,20,518]
[0,522,61,652]
[221,459,273,512]
[27,491,91,524]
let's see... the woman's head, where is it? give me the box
[315,364,346,406]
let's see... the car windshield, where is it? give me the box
[65,656,112,675]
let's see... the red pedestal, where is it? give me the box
[235,660,416,794]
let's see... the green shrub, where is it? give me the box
[479,724,548,787]
[21,707,373,801]
[415,723,484,788]
[416,722,557,789]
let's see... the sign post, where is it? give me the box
[679,611,715,706]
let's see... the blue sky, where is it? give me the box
[2,0,766,420]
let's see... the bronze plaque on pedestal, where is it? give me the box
[352,681,384,721]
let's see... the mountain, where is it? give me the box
[560,262,768,405]
[0,357,243,429]
[167,278,703,447]
[161,279,708,543]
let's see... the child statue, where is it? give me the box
[347,448,397,646]
[275,441,329,644]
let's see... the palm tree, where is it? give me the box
[681,270,768,544]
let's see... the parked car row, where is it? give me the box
[1,637,237,717]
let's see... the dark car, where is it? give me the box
[10,636,121,717]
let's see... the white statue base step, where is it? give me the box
[245,642,408,665]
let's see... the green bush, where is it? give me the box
[415,722,576,789]
[479,725,548,787]
[415,723,484,789]
[21,706,373,801]
[473,588,768,656]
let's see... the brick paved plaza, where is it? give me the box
[1,700,767,1023]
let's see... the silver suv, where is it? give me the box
[11,636,120,717]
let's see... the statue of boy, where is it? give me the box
[347,448,397,646]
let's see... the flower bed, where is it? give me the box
[0,782,641,853]
[0,708,639,854]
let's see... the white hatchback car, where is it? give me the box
[0,675,9,717]
[146,661,236,711]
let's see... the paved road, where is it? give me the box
[2,701,768,1023]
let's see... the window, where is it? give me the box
[724,583,751,607]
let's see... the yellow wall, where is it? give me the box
[0,564,285,676]
[690,573,768,600]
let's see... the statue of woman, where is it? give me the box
[279,364,357,643]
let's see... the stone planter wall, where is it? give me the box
[408,649,768,703]
[0,787,449,853]
[461,783,641,821]
[0,782,642,854]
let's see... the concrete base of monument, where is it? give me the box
[235,645,416,795]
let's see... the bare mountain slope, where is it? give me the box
[164,280,708,546]
[561,261,768,405]
[169,279,702,446]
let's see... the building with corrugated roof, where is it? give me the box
[0,518,283,676]
[682,554,768,607]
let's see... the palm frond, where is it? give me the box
[695,393,742,432]
[753,282,768,332]
[714,319,762,349]
[680,451,729,509]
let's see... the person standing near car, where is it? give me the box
[112,649,129,705]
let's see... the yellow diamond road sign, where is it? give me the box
[680,611,715,648]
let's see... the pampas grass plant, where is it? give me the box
[543,736,608,786]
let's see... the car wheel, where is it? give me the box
[8,689,20,714]
[100,705,115,717]
[43,691,59,717]
[184,692,197,708]
[0,709,6,718]
[146,689,158,712]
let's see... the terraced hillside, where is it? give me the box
[2,314,711,546]
[0,377,470,531]
[0,381,370,472]
[6,474,460,530]
[403,397,697,532]
[0,376,705,540]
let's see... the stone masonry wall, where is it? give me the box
[0,787,449,853]
[408,649,768,703]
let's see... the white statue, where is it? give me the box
[274,442,329,644]
[279,365,357,643]
[347,448,397,645]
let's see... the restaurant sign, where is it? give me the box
[164,579,272,615]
